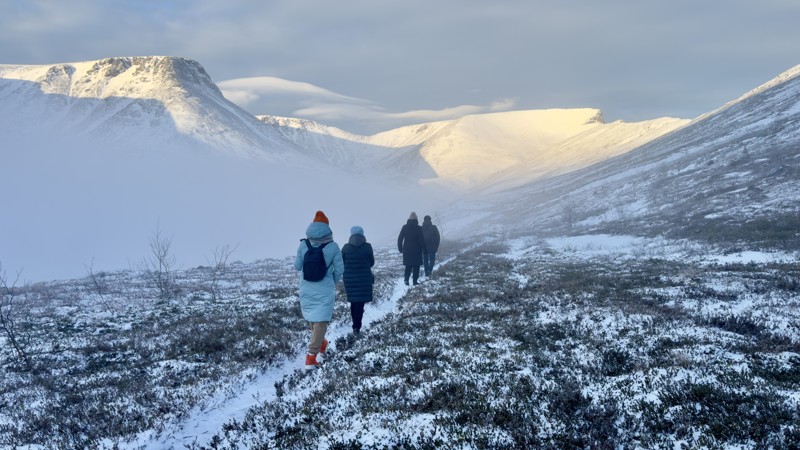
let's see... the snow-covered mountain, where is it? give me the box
[0,57,440,281]
[371,109,612,187]
[0,56,308,161]
[260,108,687,189]
[0,55,686,189]
[3,55,795,281]
[465,64,800,251]
[480,115,689,192]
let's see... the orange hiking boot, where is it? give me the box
[320,339,328,354]
[305,353,318,370]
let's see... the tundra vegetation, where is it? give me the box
[0,237,798,449]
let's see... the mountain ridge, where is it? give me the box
[0,56,308,161]
[258,107,688,189]
[1,55,690,189]
[2,55,797,281]
[458,63,800,251]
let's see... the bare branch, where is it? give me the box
[206,243,239,301]
[0,262,32,369]
[84,257,114,313]
[140,223,177,300]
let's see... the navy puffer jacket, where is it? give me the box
[342,234,375,303]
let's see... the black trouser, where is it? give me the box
[350,302,365,331]
[404,265,420,284]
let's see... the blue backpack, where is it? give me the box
[302,239,331,282]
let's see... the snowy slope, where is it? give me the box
[364,109,686,189]
[463,64,800,250]
[255,115,437,179]
[372,109,607,186]
[480,116,689,192]
[264,108,685,189]
[256,109,690,189]
[367,120,453,147]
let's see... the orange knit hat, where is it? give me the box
[313,210,329,224]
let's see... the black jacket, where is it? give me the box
[342,234,375,303]
[397,219,427,266]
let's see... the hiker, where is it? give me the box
[397,212,427,286]
[294,210,343,370]
[341,225,375,335]
[421,215,441,277]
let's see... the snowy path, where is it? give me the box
[124,274,421,449]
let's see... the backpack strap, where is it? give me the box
[320,242,333,270]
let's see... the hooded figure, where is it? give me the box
[294,211,343,369]
[421,215,441,276]
[341,225,375,334]
[397,212,427,285]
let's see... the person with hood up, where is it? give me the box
[294,210,344,370]
[341,226,375,335]
[421,215,441,277]
[397,212,427,286]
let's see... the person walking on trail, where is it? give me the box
[397,212,427,286]
[421,215,441,277]
[294,210,343,370]
[341,225,375,335]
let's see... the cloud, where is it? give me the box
[383,104,496,122]
[2,1,799,134]
[489,99,517,112]
[218,76,517,134]
[218,77,367,107]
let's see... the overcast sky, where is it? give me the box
[1,0,799,135]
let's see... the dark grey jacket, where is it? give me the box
[342,234,375,303]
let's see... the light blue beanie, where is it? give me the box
[350,225,364,236]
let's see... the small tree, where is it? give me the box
[206,243,238,301]
[84,257,114,313]
[561,202,577,232]
[141,224,177,301]
[0,263,32,369]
